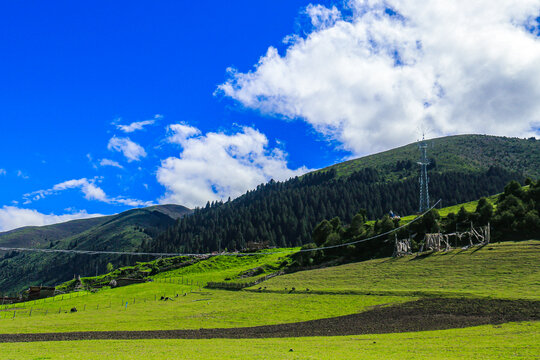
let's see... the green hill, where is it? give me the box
[144,135,530,256]
[0,204,191,293]
[0,216,113,251]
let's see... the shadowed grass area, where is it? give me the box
[255,241,540,299]
[1,322,538,359]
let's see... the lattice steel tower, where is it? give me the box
[417,135,430,212]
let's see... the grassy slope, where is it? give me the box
[1,241,538,334]
[399,193,499,223]
[257,241,540,299]
[0,251,408,333]
[2,322,538,360]
[151,249,296,284]
[317,134,540,180]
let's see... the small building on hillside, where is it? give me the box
[27,286,56,300]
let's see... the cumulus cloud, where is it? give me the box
[99,158,124,169]
[0,206,102,232]
[157,124,310,207]
[116,114,162,133]
[107,136,147,162]
[23,178,153,207]
[218,0,540,155]
[0,169,6,176]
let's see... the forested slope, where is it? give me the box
[144,167,521,254]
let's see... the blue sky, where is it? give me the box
[1,0,539,231]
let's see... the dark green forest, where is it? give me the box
[143,166,522,254]
[295,179,540,267]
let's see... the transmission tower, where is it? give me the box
[417,135,430,212]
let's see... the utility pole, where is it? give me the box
[417,134,430,212]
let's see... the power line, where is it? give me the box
[0,200,441,258]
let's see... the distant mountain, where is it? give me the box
[318,134,539,181]
[0,204,191,293]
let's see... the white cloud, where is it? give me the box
[107,136,147,162]
[99,158,124,169]
[17,170,29,179]
[53,178,108,202]
[0,169,6,176]
[157,124,310,207]
[23,178,153,207]
[218,0,540,155]
[166,123,201,144]
[305,4,341,29]
[116,114,162,133]
[0,206,103,232]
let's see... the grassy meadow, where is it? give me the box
[0,234,538,359]
[2,322,538,359]
[257,241,540,299]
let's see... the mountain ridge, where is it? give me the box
[316,134,539,181]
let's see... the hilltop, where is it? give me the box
[317,134,539,181]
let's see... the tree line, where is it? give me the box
[141,166,522,254]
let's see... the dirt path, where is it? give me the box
[0,298,538,342]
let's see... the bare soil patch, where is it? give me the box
[0,298,537,342]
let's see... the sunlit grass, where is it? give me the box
[1,322,538,360]
[256,241,540,299]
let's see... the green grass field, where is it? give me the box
[257,241,540,299]
[0,285,408,333]
[1,240,538,359]
[2,322,538,359]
